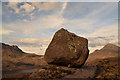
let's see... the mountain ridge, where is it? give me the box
[1,42,48,72]
[86,43,119,65]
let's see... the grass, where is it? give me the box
[27,66,72,79]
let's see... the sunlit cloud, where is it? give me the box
[7,2,35,14]
[20,3,35,13]
[59,2,67,15]
[32,2,58,11]
[1,29,14,35]
[9,38,51,55]
[88,24,118,37]
[6,2,20,13]
[22,19,29,22]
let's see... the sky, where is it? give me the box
[0,2,119,55]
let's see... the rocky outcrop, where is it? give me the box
[44,28,89,67]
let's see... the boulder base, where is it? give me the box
[44,28,89,67]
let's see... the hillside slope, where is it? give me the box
[1,43,47,72]
[86,43,119,64]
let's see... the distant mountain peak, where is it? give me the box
[86,43,119,64]
[105,43,118,46]
[102,43,120,50]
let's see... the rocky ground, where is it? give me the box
[2,54,47,72]
[21,56,119,79]
[3,56,119,80]
[94,57,120,79]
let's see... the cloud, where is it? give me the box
[6,2,20,14]
[30,2,68,29]
[34,15,64,28]
[6,2,60,14]
[16,14,65,35]
[88,36,118,53]
[86,24,118,53]
[23,19,29,22]
[19,38,51,44]
[18,46,46,54]
[62,18,97,32]
[1,29,14,35]
[79,23,118,53]
[2,2,68,37]
[3,2,118,55]
[9,38,51,55]
[32,2,58,11]
[88,36,117,46]
[7,2,35,13]
[88,24,118,37]
[62,3,117,33]
[59,2,67,15]
[89,46,103,53]
[85,3,117,19]
[19,3,67,34]
[20,3,35,13]
[5,2,67,23]
[6,2,36,22]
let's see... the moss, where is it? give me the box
[74,53,78,59]
[56,33,62,37]
[77,55,85,63]
[67,41,80,62]
[96,75,102,78]
[74,49,77,53]
[29,66,72,79]
[77,58,81,63]
[38,69,46,73]
[68,64,71,68]
[68,45,74,51]
[61,73,67,76]
[68,41,78,53]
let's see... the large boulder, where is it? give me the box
[44,28,89,67]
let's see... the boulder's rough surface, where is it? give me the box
[44,28,89,67]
